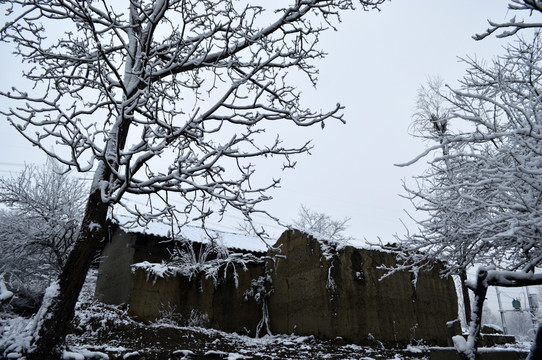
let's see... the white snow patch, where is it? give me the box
[72,348,109,359]
[104,346,127,352]
[0,276,14,302]
[341,343,364,351]
[477,347,529,353]
[62,350,85,360]
[228,353,251,360]
[406,344,424,353]
[63,348,109,360]
[293,335,315,343]
[31,281,61,337]
[172,349,195,356]
[300,229,383,252]
[453,335,474,359]
[123,351,140,359]
[116,214,270,252]
[132,261,172,279]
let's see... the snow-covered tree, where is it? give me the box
[292,204,353,241]
[0,162,86,317]
[409,78,475,325]
[393,2,542,358]
[0,0,385,357]
[394,33,542,360]
[0,162,86,277]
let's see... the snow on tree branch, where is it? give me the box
[390,28,542,360]
[474,0,542,40]
[0,0,385,227]
[393,35,542,278]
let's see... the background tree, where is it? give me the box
[409,77,475,325]
[0,161,86,314]
[292,204,353,241]
[0,0,385,357]
[393,32,542,360]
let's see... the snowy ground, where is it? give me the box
[0,270,533,359]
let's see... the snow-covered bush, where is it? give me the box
[71,301,131,339]
[153,304,184,327]
[186,310,210,328]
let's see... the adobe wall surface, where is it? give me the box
[94,230,136,304]
[267,230,458,346]
[129,259,266,336]
[94,228,181,304]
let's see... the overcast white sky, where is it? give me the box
[0,0,518,244]
[259,0,516,242]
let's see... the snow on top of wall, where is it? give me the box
[298,228,385,253]
[114,215,380,255]
[116,215,271,253]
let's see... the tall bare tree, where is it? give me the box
[0,0,385,357]
[408,77,474,326]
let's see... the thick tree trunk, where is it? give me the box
[27,183,109,359]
